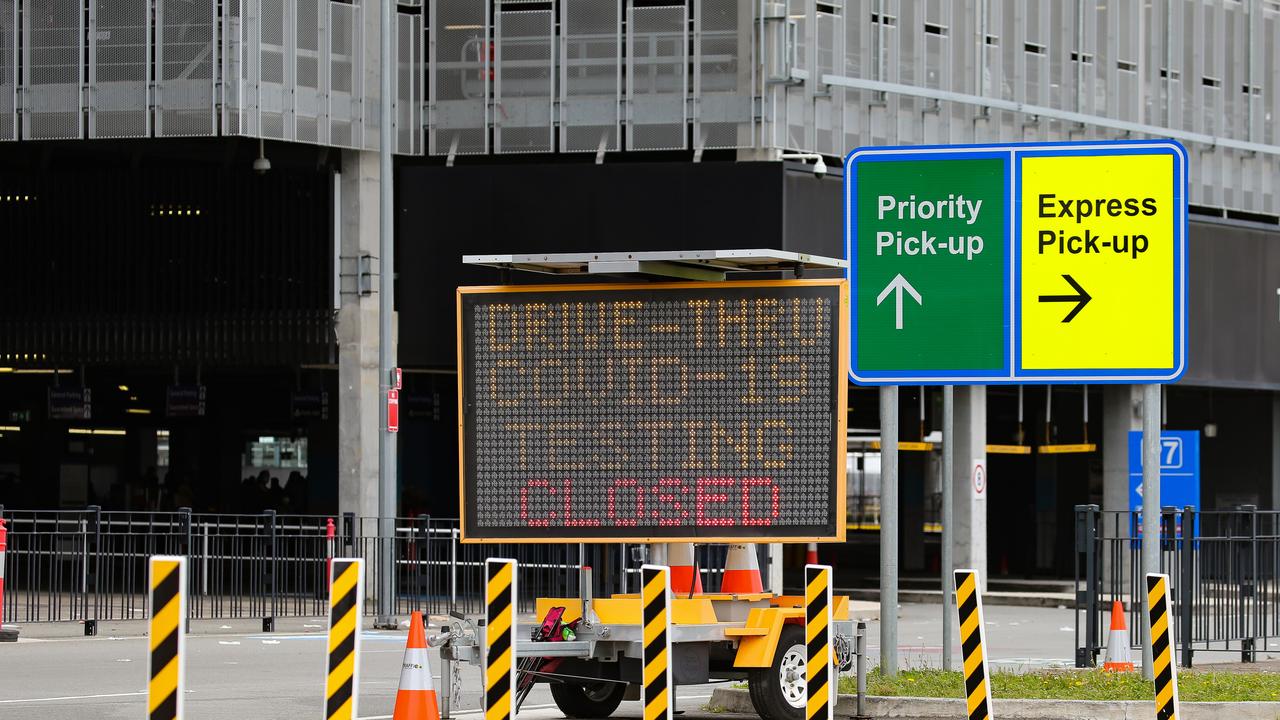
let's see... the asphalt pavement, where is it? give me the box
[0,620,723,720]
[5,602,1279,720]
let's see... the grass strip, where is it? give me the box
[834,668,1280,702]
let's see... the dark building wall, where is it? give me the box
[1184,219,1280,390]
[397,161,844,367]
[0,150,335,368]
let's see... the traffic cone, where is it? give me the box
[1103,599,1135,672]
[806,543,819,566]
[394,611,441,720]
[667,543,703,596]
[721,544,764,594]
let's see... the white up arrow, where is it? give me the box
[876,273,923,330]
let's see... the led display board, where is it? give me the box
[457,280,848,542]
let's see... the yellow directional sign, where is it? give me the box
[1020,152,1178,372]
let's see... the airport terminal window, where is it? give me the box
[244,436,308,470]
[157,429,170,469]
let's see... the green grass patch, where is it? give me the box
[836,668,1280,702]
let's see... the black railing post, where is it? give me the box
[342,512,356,553]
[1075,504,1099,668]
[263,509,277,633]
[1243,505,1257,662]
[178,507,192,556]
[85,505,101,636]
[414,514,430,616]
[1161,506,1178,558]
[1180,506,1195,668]
[178,508,193,632]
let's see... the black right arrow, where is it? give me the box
[1038,274,1092,323]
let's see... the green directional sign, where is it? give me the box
[852,155,1007,376]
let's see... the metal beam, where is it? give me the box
[814,72,1280,158]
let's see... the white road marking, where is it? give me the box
[0,691,145,704]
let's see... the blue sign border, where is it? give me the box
[845,138,1188,386]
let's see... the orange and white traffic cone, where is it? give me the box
[721,544,764,594]
[1103,599,1135,672]
[393,611,441,720]
[805,543,819,566]
[667,543,703,596]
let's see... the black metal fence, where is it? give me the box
[0,507,740,630]
[1075,504,1280,668]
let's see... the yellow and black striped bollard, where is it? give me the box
[805,563,833,720]
[955,569,993,720]
[486,558,518,720]
[325,558,365,720]
[1146,573,1180,720]
[148,556,187,720]
[642,564,672,720]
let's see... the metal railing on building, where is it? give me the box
[1075,504,1280,668]
[0,507,737,632]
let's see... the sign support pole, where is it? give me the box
[1140,383,1162,681]
[879,385,899,676]
[941,385,954,672]
[376,0,398,629]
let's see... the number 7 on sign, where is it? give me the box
[1161,438,1182,469]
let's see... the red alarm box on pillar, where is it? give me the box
[387,389,399,433]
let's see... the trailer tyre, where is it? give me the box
[748,624,807,720]
[550,681,627,718]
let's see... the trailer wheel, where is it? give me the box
[550,681,627,718]
[748,624,807,720]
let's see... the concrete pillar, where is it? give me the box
[951,386,987,589]
[337,150,382,523]
[1103,385,1142,516]
[1102,385,1142,598]
[1272,393,1280,509]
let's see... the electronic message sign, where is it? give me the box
[457,280,848,542]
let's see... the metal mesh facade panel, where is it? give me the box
[812,10,838,155]
[561,0,618,152]
[223,0,243,135]
[394,12,421,154]
[24,0,83,139]
[157,0,216,136]
[781,0,806,149]
[360,0,381,149]
[259,0,292,139]
[295,0,324,144]
[89,0,148,138]
[841,0,866,158]
[0,0,17,140]
[430,0,488,154]
[329,1,360,148]
[627,3,686,150]
[223,0,260,137]
[495,6,553,153]
[695,0,751,149]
